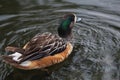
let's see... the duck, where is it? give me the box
[1,13,81,70]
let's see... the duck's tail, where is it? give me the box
[1,54,31,70]
[1,50,23,64]
[1,55,18,64]
[1,46,26,69]
[5,46,24,53]
[1,46,24,64]
[0,46,36,70]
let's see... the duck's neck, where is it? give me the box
[58,26,74,42]
[57,27,71,38]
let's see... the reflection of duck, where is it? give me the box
[2,13,81,70]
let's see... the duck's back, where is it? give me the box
[20,32,67,63]
[2,32,67,63]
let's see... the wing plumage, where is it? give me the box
[16,32,67,63]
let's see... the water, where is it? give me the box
[0,0,120,80]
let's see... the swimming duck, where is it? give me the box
[2,13,81,70]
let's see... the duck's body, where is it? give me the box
[2,13,81,70]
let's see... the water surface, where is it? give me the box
[0,0,120,80]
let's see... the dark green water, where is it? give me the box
[0,0,120,80]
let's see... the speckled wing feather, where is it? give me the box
[19,32,67,63]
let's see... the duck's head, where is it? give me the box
[58,13,81,38]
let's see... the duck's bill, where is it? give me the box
[76,17,82,22]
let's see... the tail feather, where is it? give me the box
[1,55,22,69]
[1,55,32,70]
[5,46,24,53]
[1,55,18,64]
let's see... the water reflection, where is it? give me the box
[0,0,120,80]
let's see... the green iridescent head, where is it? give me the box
[58,13,81,38]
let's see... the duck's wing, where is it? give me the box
[19,32,67,63]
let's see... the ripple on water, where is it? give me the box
[0,0,120,80]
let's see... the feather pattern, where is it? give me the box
[18,32,67,63]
